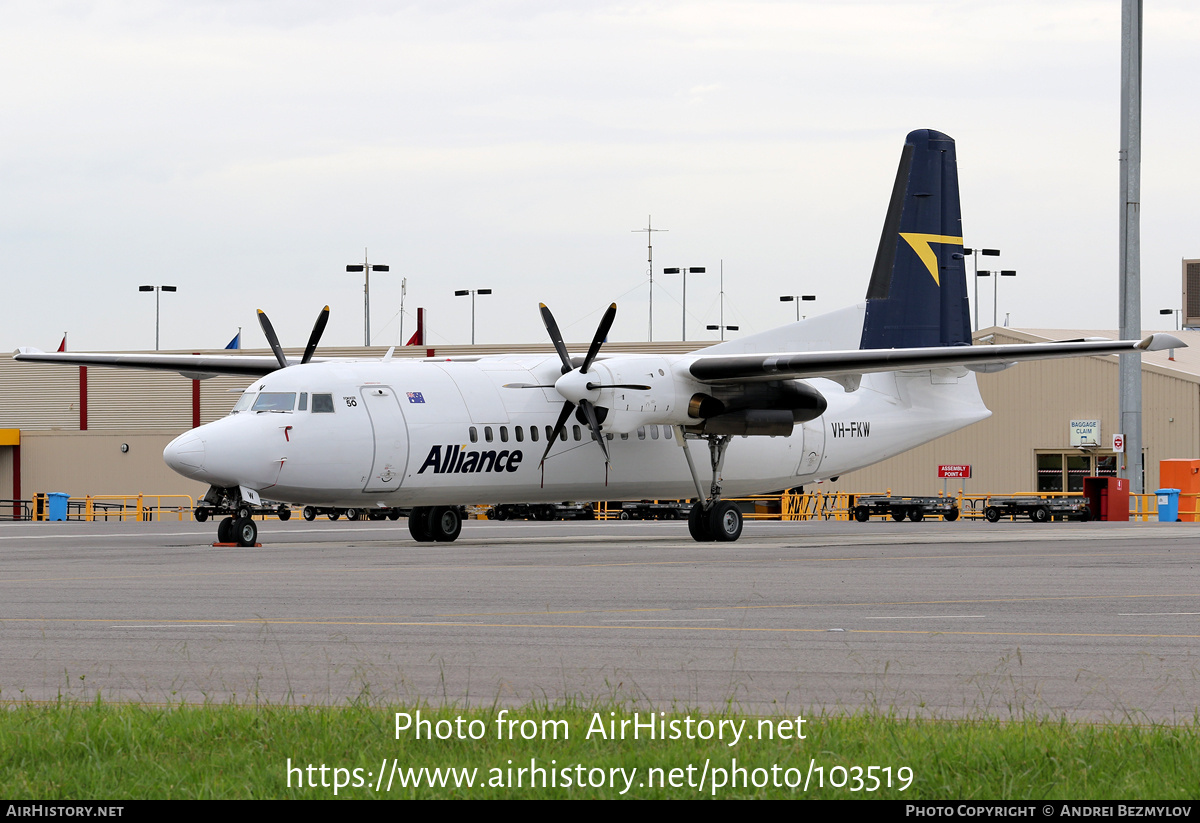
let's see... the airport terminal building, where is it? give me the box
[1,329,1196,506]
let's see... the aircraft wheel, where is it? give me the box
[346,508,361,521]
[708,501,743,542]
[388,509,402,521]
[890,509,905,522]
[234,517,258,547]
[277,506,291,521]
[328,511,340,521]
[909,510,924,522]
[984,506,1001,523]
[235,503,254,521]
[853,506,870,523]
[688,504,714,542]
[945,507,960,522]
[1032,506,1051,523]
[216,516,234,543]
[408,507,434,542]
[430,506,463,542]
[302,507,317,522]
[194,506,210,522]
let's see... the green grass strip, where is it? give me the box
[3,701,1200,799]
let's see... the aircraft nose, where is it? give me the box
[164,432,206,477]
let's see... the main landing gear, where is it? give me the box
[678,432,744,542]
[407,506,466,543]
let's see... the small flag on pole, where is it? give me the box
[225,331,241,350]
[57,334,66,352]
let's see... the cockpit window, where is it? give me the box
[251,392,297,412]
[312,393,335,413]
[230,392,256,414]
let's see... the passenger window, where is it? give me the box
[312,394,335,413]
[500,426,509,443]
[663,426,673,439]
[530,426,539,442]
[485,426,493,442]
[606,433,614,440]
[252,392,297,412]
[620,433,629,440]
[546,425,554,442]
[637,427,646,440]
[515,426,524,442]
[469,427,478,443]
[572,426,581,441]
[650,426,659,440]
[559,427,567,442]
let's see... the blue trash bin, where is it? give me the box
[46,492,69,522]
[1157,488,1181,522]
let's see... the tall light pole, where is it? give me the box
[138,285,176,351]
[962,247,1000,331]
[779,294,816,321]
[346,249,389,346]
[1159,307,1181,331]
[663,266,705,340]
[454,288,492,344]
[987,270,1017,328]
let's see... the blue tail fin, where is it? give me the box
[859,129,970,349]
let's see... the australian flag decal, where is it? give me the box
[406,391,425,404]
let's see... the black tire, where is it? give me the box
[277,507,291,521]
[853,506,870,523]
[194,507,209,522]
[708,501,743,542]
[235,504,253,521]
[216,516,234,543]
[234,517,258,547]
[388,509,402,521]
[891,510,905,522]
[302,507,316,522]
[430,506,463,542]
[688,503,714,542]
[984,506,1001,523]
[1032,506,1051,523]
[328,511,340,521]
[909,510,924,522]
[494,509,508,521]
[346,508,360,521]
[485,508,496,520]
[408,506,433,542]
[945,507,960,522]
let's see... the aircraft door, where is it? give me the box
[361,386,409,493]
[796,416,825,476]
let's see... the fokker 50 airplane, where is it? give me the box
[16,129,1183,547]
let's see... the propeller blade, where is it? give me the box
[579,399,610,464]
[502,382,557,389]
[539,303,573,375]
[256,310,289,370]
[301,305,330,364]
[580,303,616,374]
[540,401,575,466]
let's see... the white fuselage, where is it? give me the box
[163,346,991,508]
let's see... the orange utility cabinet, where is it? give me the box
[1082,476,1129,522]
[1159,459,1200,522]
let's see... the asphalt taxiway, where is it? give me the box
[2,518,1198,720]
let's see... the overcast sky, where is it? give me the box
[2,1,1197,352]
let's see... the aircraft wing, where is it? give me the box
[12,349,297,379]
[687,334,1186,383]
